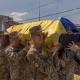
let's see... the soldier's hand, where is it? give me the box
[68,41,80,52]
[24,45,30,52]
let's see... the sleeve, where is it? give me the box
[27,47,40,67]
[5,46,13,58]
[27,47,47,72]
[76,49,80,60]
[18,48,28,58]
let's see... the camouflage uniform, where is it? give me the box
[5,45,28,80]
[75,49,80,60]
[27,47,79,80]
[44,53,59,80]
[74,59,80,75]
[25,59,33,80]
[45,49,75,80]
[74,48,80,75]
[46,46,80,80]
[0,30,10,80]
[0,44,10,80]
[27,45,48,80]
[27,25,60,80]
[50,49,80,80]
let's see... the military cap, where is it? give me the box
[29,25,42,35]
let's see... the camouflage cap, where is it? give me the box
[29,25,42,35]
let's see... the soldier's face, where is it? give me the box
[10,36,20,46]
[31,34,43,45]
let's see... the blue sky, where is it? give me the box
[0,0,80,23]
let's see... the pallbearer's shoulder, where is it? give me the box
[29,45,37,52]
[5,45,13,56]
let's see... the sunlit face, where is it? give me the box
[10,36,20,46]
[31,33,43,45]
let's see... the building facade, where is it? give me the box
[0,15,20,30]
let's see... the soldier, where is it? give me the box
[5,31,29,80]
[0,31,10,80]
[49,41,80,80]
[27,26,48,80]
[68,41,80,75]
[44,44,60,80]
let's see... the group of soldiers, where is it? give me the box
[0,25,80,80]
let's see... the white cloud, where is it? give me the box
[10,12,28,22]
